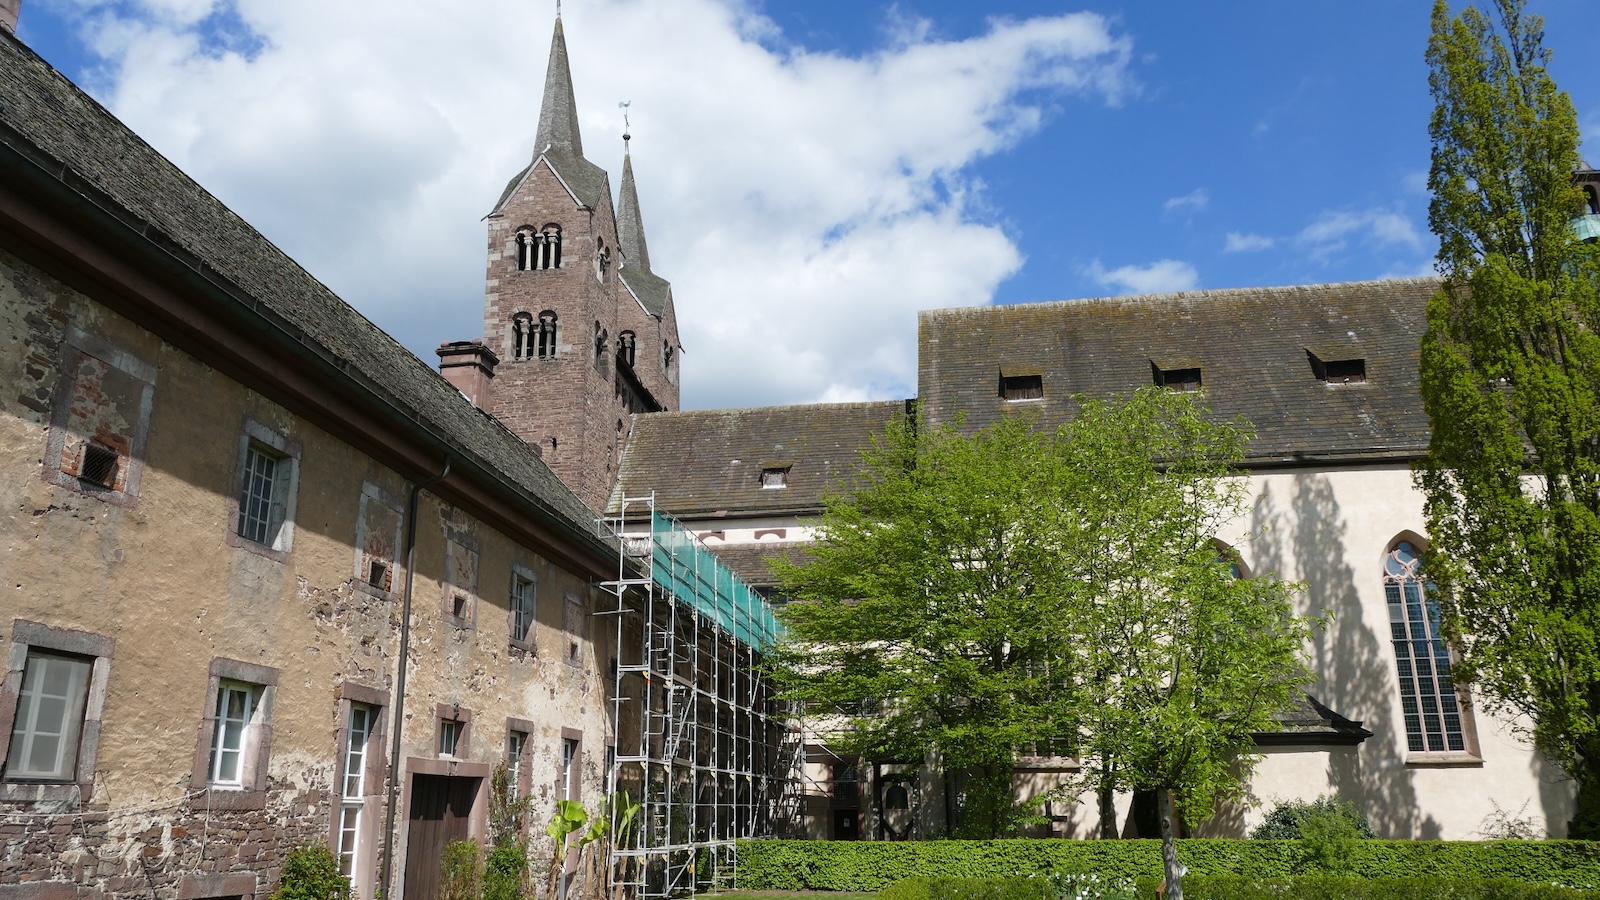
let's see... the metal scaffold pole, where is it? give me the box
[597,493,789,900]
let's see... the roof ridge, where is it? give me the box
[920,276,1441,318]
[640,399,909,418]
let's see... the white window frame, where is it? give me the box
[338,703,375,876]
[6,650,92,782]
[208,680,261,788]
[510,567,538,650]
[227,419,302,560]
[560,737,580,802]
[191,657,278,805]
[0,620,113,804]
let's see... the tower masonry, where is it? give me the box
[469,15,680,513]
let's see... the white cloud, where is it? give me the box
[1085,258,1198,295]
[41,0,1134,409]
[1223,231,1273,253]
[1297,207,1423,258]
[1163,187,1208,214]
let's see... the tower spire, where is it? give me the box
[534,15,583,158]
[617,134,651,272]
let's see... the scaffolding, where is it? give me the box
[599,495,798,899]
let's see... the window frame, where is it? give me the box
[436,703,473,760]
[442,536,481,630]
[558,730,582,802]
[0,620,114,804]
[39,327,156,507]
[1382,537,1482,765]
[189,658,279,809]
[506,717,535,801]
[225,418,302,562]
[331,682,389,900]
[509,566,539,653]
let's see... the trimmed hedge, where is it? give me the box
[880,875,1600,900]
[734,840,1600,891]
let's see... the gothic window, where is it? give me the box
[596,238,610,283]
[617,331,636,368]
[512,312,534,361]
[516,226,562,270]
[1384,539,1470,754]
[536,312,558,359]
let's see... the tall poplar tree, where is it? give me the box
[1417,0,1600,836]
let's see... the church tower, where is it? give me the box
[475,14,681,513]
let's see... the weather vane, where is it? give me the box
[619,101,632,143]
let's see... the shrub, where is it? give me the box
[737,839,1600,891]
[877,875,1600,900]
[440,839,482,900]
[484,841,529,900]
[1250,796,1376,841]
[272,845,349,900]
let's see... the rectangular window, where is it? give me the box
[1153,365,1202,392]
[507,731,526,800]
[512,574,536,644]
[338,703,375,877]
[999,374,1043,401]
[760,467,789,489]
[5,651,91,782]
[237,444,281,546]
[560,738,579,801]
[209,681,260,787]
[439,719,461,758]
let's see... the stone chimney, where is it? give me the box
[1,0,22,33]
[437,340,498,410]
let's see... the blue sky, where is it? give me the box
[12,1,1598,409]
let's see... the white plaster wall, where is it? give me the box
[1219,465,1574,839]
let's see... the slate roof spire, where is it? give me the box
[534,15,583,159]
[617,138,651,272]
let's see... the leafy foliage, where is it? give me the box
[439,839,482,900]
[271,845,350,900]
[1417,0,1600,835]
[484,842,530,900]
[1250,796,1376,841]
[879,875,1600,900]
[773,388,1313,896]
[735,839,1600,891]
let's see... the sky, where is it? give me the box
[12,0,1600,411]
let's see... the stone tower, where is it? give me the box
[476,14,681,513]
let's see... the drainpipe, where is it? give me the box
[379,457,451,900]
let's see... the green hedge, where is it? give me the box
[879,875,1600,900]
[734,840,1600,891]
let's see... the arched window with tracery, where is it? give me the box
[536,311,558,359]
[1384,539,1468,753]
[512,312,534,360]
[617,331,636,368]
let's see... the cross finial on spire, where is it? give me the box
[555,0,561,17]
[619,101,632,148]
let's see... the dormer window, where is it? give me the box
[617,331,637,368]
[1152,362,1202,392]
[999,372,1043,402]
[536,311,558,359]
[516,225,562,271]
[1307,349,1367,385]
[760,465,791,489]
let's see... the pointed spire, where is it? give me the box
[617,142,652,272]
[534,16,583,158]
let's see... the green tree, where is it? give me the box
[1417,0,1600,836]
[772,389,1314,899]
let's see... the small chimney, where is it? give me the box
[0,0,22,33]
[437,340,498,410]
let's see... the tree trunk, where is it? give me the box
[1156,787,1184,900]
[1097,783,1117,839]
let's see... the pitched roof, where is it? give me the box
[1258,693,1373,745]
[612,401,909,518]
[918,279,1437,464]
[0,29,610,559]
[704,541,814,588]
[619,263,670,317]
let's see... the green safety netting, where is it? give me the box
[650,509,782,650]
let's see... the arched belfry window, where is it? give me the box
[1384,539,1469,754]
[617,331,637,368]
[515,225,562,271]
[594,321,609,366]
[512,312,534,361]
[596,238,610,283]
[536,311,558,359]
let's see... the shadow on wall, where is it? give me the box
[1248,473,1439,839]
[1533,743,1576,837]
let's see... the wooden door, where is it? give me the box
[403,775,478,900]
